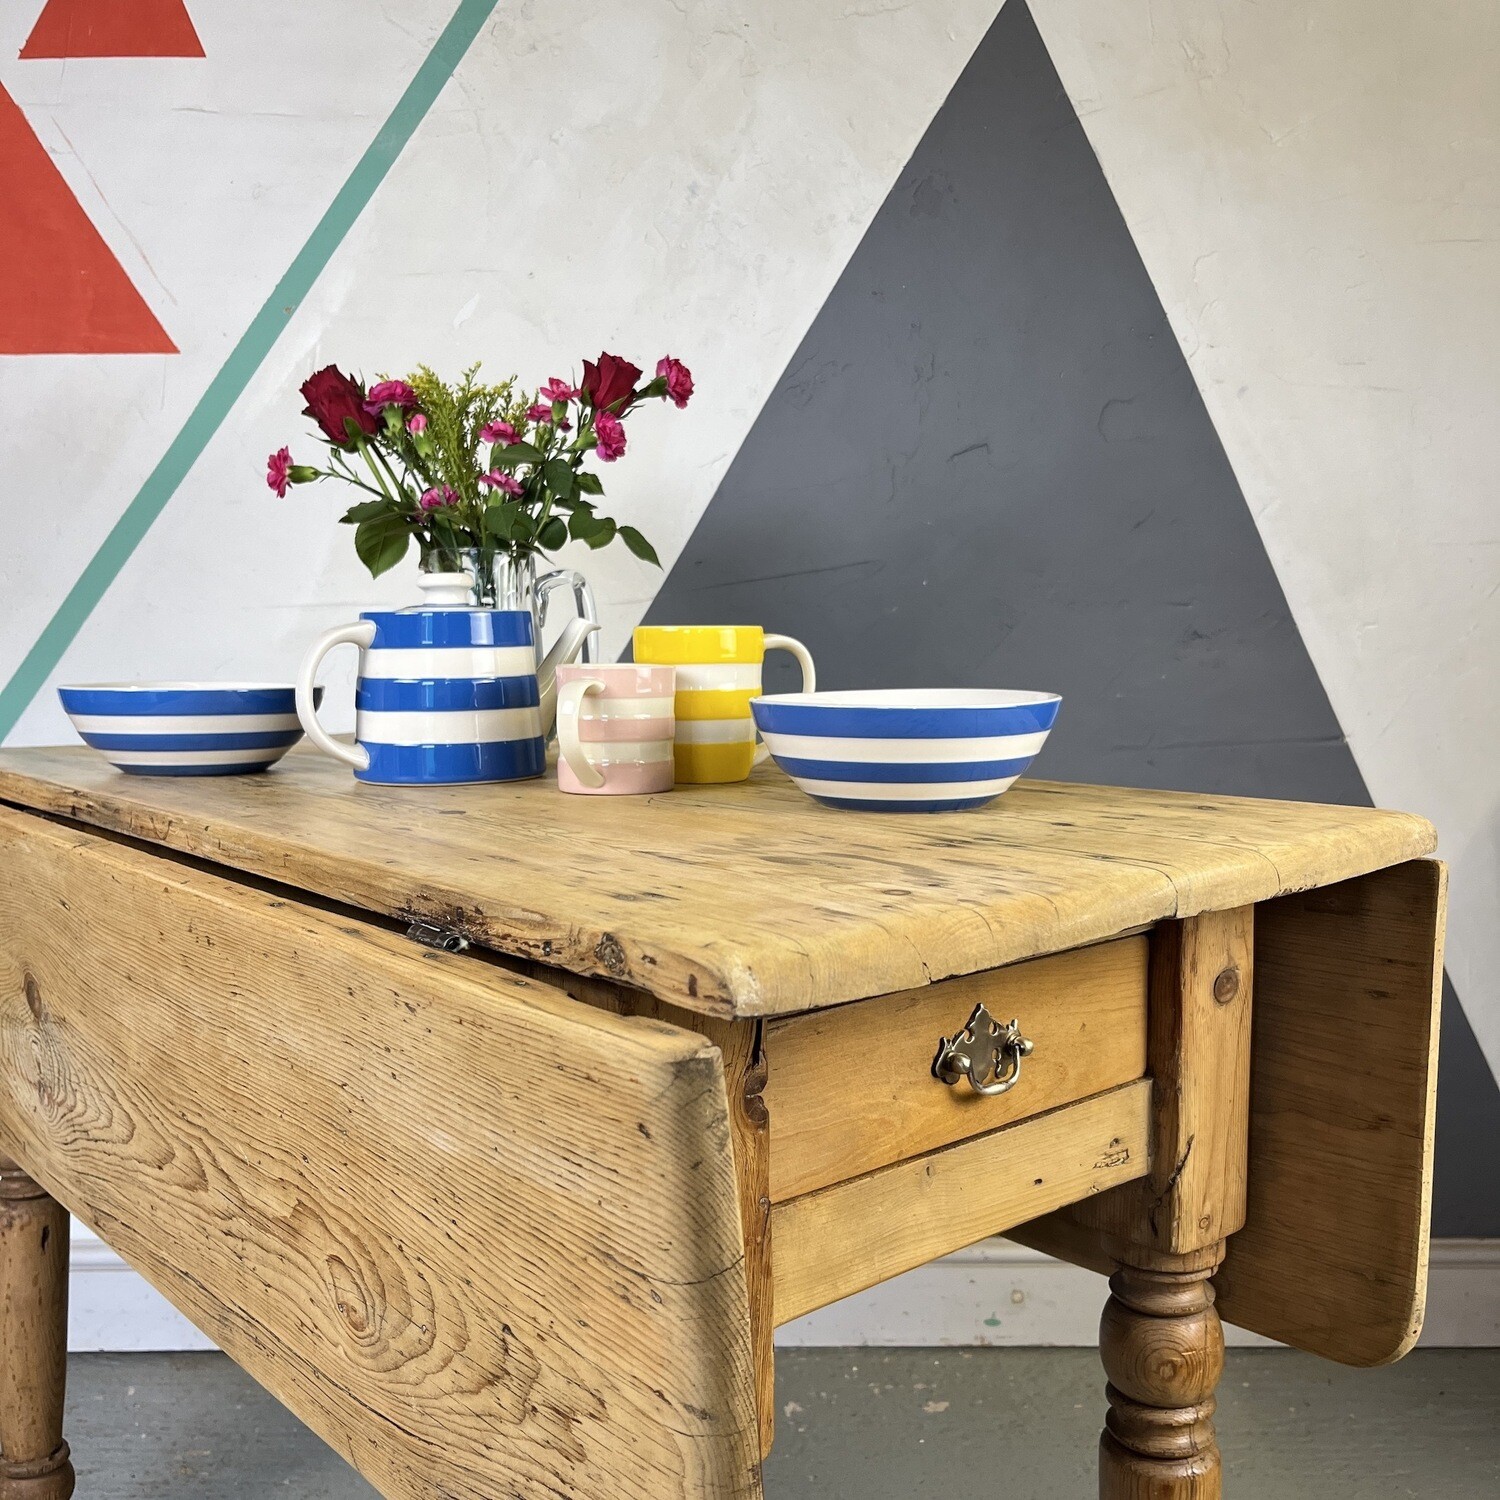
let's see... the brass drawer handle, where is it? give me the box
[932,1003,1035,1097]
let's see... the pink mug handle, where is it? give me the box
[556,677,607,789]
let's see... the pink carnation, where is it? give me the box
[418,487,451,512]
[364,379,417,414]
[540,377,579,403]
[407,412,428,434]
[480,420,516,445]
[526,402,556,424]
[656,356,693,409]
[480,470,524,497]
[594,410,627,462]
[266,446,292,498]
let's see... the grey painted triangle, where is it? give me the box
[641,0,1499,1235]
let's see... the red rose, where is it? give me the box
[300,365,378,447]
[581,352,642,414]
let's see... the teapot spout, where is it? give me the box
[537,619,601,736]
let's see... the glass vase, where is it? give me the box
[420,547,597,662]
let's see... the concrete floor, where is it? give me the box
[63,1349,1500,1498]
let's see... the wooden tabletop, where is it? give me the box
[0,745,1436,1018]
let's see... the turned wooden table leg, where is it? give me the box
[1098,1251,1225,1499]
[0,1158,75,1500]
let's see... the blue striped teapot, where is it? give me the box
[296,593,597,785]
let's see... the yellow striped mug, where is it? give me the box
[633,625,816,783]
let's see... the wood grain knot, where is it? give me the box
[325,1254,378,1341]
[1211,967,1240,1005]
[594,932,628,975]
[23,971,44,1019]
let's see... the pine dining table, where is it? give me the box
[0,746,1444,1498]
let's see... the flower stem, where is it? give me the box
[356,440,397,504]
[318,468,386,498]
[370,443,409,502]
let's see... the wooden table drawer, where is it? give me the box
[771,1079,1151,1324]
[762,935,1149,1202]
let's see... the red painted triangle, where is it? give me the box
[20,0,204,59]
[0,84,176,354]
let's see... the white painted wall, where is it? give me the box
[0,2,451,690]
[1031,0,1500,1077]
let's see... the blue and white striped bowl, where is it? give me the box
[59,683,319,776]
[750,689,1062,812]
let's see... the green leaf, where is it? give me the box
[354,514,411,578]
[538,516,568,551]
[618,525,661,566]
[484,503,522,540]
[575,470,604,496]
[568,508,599,541]
[543,459,576,500]
[492,441,544,468]
[585,516,617,550]
[340,500,391,524]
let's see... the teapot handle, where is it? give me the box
[753,635,816,765]
[296,621,377,771]
[534,569,600,664]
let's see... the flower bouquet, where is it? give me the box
[267,352,692,594]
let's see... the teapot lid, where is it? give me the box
[412,570,478,610]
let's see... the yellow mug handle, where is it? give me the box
[753,634,816,765]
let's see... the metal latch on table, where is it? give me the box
[405,920,470,953]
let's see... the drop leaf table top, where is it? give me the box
[0,744,1437,1017]
[0,746,1446,1500]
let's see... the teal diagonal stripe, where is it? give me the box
[0,0,501,741]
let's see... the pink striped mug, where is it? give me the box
[555,664,676,795]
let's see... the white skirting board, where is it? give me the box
[67,1226,1500,1352]
[69,1227,214,1353]
[779,1239,1500,1349]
